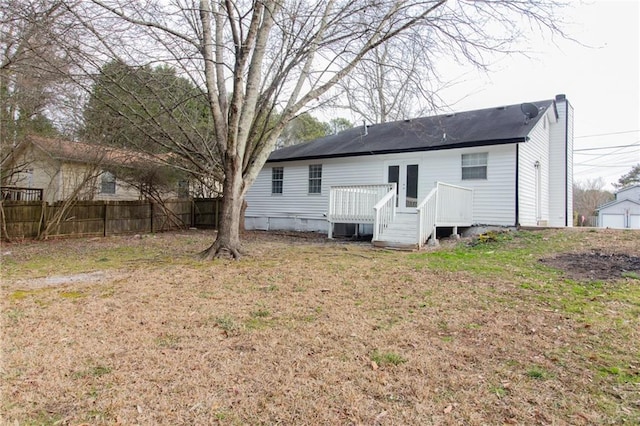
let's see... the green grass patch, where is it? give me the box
[598,365,640,384]
[72,365,112,379]
[9,290,37,300]
[250,309,271,318]
[526,366,550,380]
[154,334,181,349]
[489,384,508,398]
[2,239,179,280]
[5,308,25,322]
[245,307,275,330]
[60,290,85,299]
[214,315,243,336]
[371,350,407,366]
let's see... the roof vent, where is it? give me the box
[446,113,455,117]
[555,94,566,101]
[496,106,506,110]
[520,103,539,124]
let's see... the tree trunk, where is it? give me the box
[199,157,244,259]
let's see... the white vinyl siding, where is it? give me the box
[517,108,553,226]
[245,143,519,230]
[548,98,573,226]
[245,157,383,231]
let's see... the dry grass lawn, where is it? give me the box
[1,228,639,425]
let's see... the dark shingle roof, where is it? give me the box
[268,99,555,163]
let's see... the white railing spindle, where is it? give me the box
[328,184,394,223]
[372,185,397,241]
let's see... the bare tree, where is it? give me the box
[573,178,613,226]
[66,0,569,259]
[0,0,83,139]
[37,163,102,240]
[335,41,442,124]
[0,0,89,196]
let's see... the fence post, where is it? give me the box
[191,199,195,228]
[38,201,46,237]
[215,198,219,229]
[103,203,108,237]
[150,201,154,233]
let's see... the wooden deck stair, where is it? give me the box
[328,182,473,249]
[372,213,421,249]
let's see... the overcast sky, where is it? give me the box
[438,0,640,190]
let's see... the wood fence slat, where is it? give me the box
[1,198,222,240]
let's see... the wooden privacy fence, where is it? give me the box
[0,198,222,240]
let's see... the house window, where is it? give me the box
[308,164,322,194]
[177,180,190,198]
[461,152,488,180]
[101,171,116,194]
[271,167,283,194]
[26,169,34,187]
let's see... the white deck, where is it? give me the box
[328,182,473,248]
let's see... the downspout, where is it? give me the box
[564,102,569,227]
[515,144,519,227]
[556,93,570,227]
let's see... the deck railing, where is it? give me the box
[328,184,394,223]
[416,187,438,248]
[1,186,43,201]
[435,182,473,226]
[328,181,472,246]
[416,182,473,247]
[372,186,397,241]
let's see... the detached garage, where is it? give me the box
[597,185,640,229]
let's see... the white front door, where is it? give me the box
[387,163,419,212]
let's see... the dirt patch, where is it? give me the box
[540,250,640,281]
[10,271,120,289]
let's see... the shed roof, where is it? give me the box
[597,198,640,211]
[268,99,555,163]
[615,184,640,195]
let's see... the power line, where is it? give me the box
[575,129,640,139]
[574,142,640,152]
[574,163,636,168]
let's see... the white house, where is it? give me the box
[597,185,640,229]
[245,94,574,247]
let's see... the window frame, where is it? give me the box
[100,171,116,194]
[308,164,322,194]
[461,152,488,180]
[271,167,284,195]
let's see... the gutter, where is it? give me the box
[267,137,528,164]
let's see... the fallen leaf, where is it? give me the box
[371,361,378,370]
[443,404,453,414]
[374,410,388,424]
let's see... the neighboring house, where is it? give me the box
[1,136,181,203]
[597,185,640,229]
[245,94,574,247]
